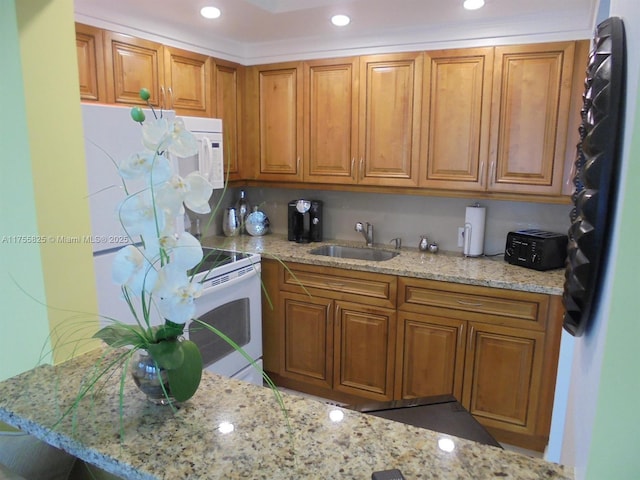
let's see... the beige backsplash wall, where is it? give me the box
[204,187,572,255]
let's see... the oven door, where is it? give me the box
[186,263,262,380]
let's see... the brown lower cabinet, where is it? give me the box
[261,259,563,452]
[263,260,397,403]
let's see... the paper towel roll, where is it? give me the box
[463,204,486,257]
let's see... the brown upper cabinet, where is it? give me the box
[488,42,576,195]
[244,62,304,181]
[249,53,423,186]
[421,42,578,196]
[76,23,107,103]
[102,31,213,116]
[103,31,165,107]
[76,24,244,177]
[213,59,244,180]
[358,53,423,187]
[303,57,360,184]
[163,46,212,117]
[420,47,494,191]
[77,22,587,200]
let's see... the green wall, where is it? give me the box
[586,30,640,479]
[564,0,640,477]
[0,0,51,379]
[0,0,99,382]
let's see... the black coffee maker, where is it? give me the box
[288,199,323,243]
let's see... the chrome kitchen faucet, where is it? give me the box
[355,221,374,246]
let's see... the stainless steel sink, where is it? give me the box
[309,244,399,262]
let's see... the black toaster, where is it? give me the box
[504,229,568,271]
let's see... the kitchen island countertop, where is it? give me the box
[202,234,565,296]
[0,348,573,479]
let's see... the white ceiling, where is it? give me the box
[74,0,600,64]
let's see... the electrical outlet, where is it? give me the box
[457,227,465,247]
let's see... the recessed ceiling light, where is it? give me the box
[331,14,351,27]
[463,0,485,10]
[200,6,221,19]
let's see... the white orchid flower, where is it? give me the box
[117,189,166,240]
[153,263,202,324]
[142,117,198,158]
[112,245,158,296]
[155,173,213,216]
[166,118,199,158]
[170,232,204,271]
[183,172,213,214]
[118,151,172,183]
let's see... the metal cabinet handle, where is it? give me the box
[160,86,165,110]
[167,86,173,110]
[297,156,300,175]
[456,300,483,307]
[489,161,496,187]
[458,322,466,350]
[479,161,485,187]
[351,158,355,181]
[359,158,364,181]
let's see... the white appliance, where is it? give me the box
[180,115,224,189]
[185,248,263,385]
[82,104,263,386]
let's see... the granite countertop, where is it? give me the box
[0,349,573,479]
[201,234,565,295]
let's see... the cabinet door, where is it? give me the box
[359,53,422,187]
[334,301,396,401]
[247,63,303,181]
[420,48,493,190]
[280,292,333,389]
[303,58,359,183]
[104,31,165,107]
[163,46,212,117]
[488,42,575,194]
[462,322,545,438]
[214,59,243,180]
[395,312,465,400]
[75,23,106,102]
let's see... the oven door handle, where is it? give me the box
[200,265,261,293]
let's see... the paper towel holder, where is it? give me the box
[463,202,485,257]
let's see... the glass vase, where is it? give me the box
[130,349,175,405]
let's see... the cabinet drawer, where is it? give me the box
[281,263,396,308]
[398,278,548,330]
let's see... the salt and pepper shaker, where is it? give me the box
[419,235,438,254]
[418,235,429,252]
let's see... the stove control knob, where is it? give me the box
[531,253,541,264]
[505,247,514,258]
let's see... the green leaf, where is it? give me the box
[147,339,184,370]
[152,322,184,342]
[167,340,203,402]
[93,324,145,348]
